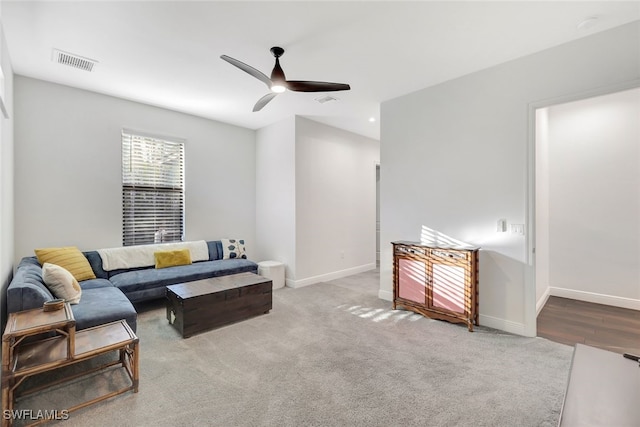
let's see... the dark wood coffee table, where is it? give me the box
[166,272,272,338]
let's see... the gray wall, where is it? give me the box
[14,77,256,261]
[380,22,640,336]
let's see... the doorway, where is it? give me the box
[532,85,640,340]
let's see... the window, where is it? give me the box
[122,130,185,246]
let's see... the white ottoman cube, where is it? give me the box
[258,260,285,289]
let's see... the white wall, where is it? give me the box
[14,77,256,261]
[381,22,640,336]
[0,16,15,327]
[539,88,640,310]
[294,117,379,286]
[255,117,297,279]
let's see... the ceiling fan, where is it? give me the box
[220,46,351,112]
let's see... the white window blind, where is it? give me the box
[122,130,185,246]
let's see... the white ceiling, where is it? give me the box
[3,1,639,140]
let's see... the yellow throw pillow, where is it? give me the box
[154,249,192,269]
[42,263,82,304]
[34,246,96,282]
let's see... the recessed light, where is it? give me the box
[368,117,376,123]
[577,16,599,31]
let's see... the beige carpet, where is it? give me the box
[12,269,573,426]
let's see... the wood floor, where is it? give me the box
[537,296,640,355]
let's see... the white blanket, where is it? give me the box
[97,240,210,271]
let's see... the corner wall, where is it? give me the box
[14,77,256,261]
[255,117,297,280]
[380,22,640,335]
[535,108,551,314]
[255,116,380,287]
[0,18,14,328]
[294,117,379,286]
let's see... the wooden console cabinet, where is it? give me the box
[392,241,479,331]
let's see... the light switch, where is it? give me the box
[497,219,507,232]
[511,224,525,235]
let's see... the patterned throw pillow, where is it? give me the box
[221,239,247,259]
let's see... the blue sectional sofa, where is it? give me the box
[6,240,258,332]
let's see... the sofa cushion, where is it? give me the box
[34,246,96,281]
[207,240,222,261]
[42,263,82,304]
[79,278,115,290]
[83,251,109,279]
[109,259,258,295]
[70,286,137,332]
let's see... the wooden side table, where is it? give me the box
[2,304,76,378]
[2,306,139,427]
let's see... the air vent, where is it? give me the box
[52,49,98,72]
[315,95,339,104]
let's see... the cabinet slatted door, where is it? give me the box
[397,258,426,303]
[392,241,479,331]
[432,263,466,314]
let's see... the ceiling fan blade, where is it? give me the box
[286,81,351,92]
[220,55,272,88]
[253,93,278,112]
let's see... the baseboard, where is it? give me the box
[536,287,551,316]
[549,287,640,311]
[377,292,528,335]
[287,263,377,289]
[378,289,393,301]
[478,314,527,336]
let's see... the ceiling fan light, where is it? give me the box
[271,84,286,93]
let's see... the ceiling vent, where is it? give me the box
[315,95,339,104]
[52,49,98,72]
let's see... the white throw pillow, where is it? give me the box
[42,262,82,304]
